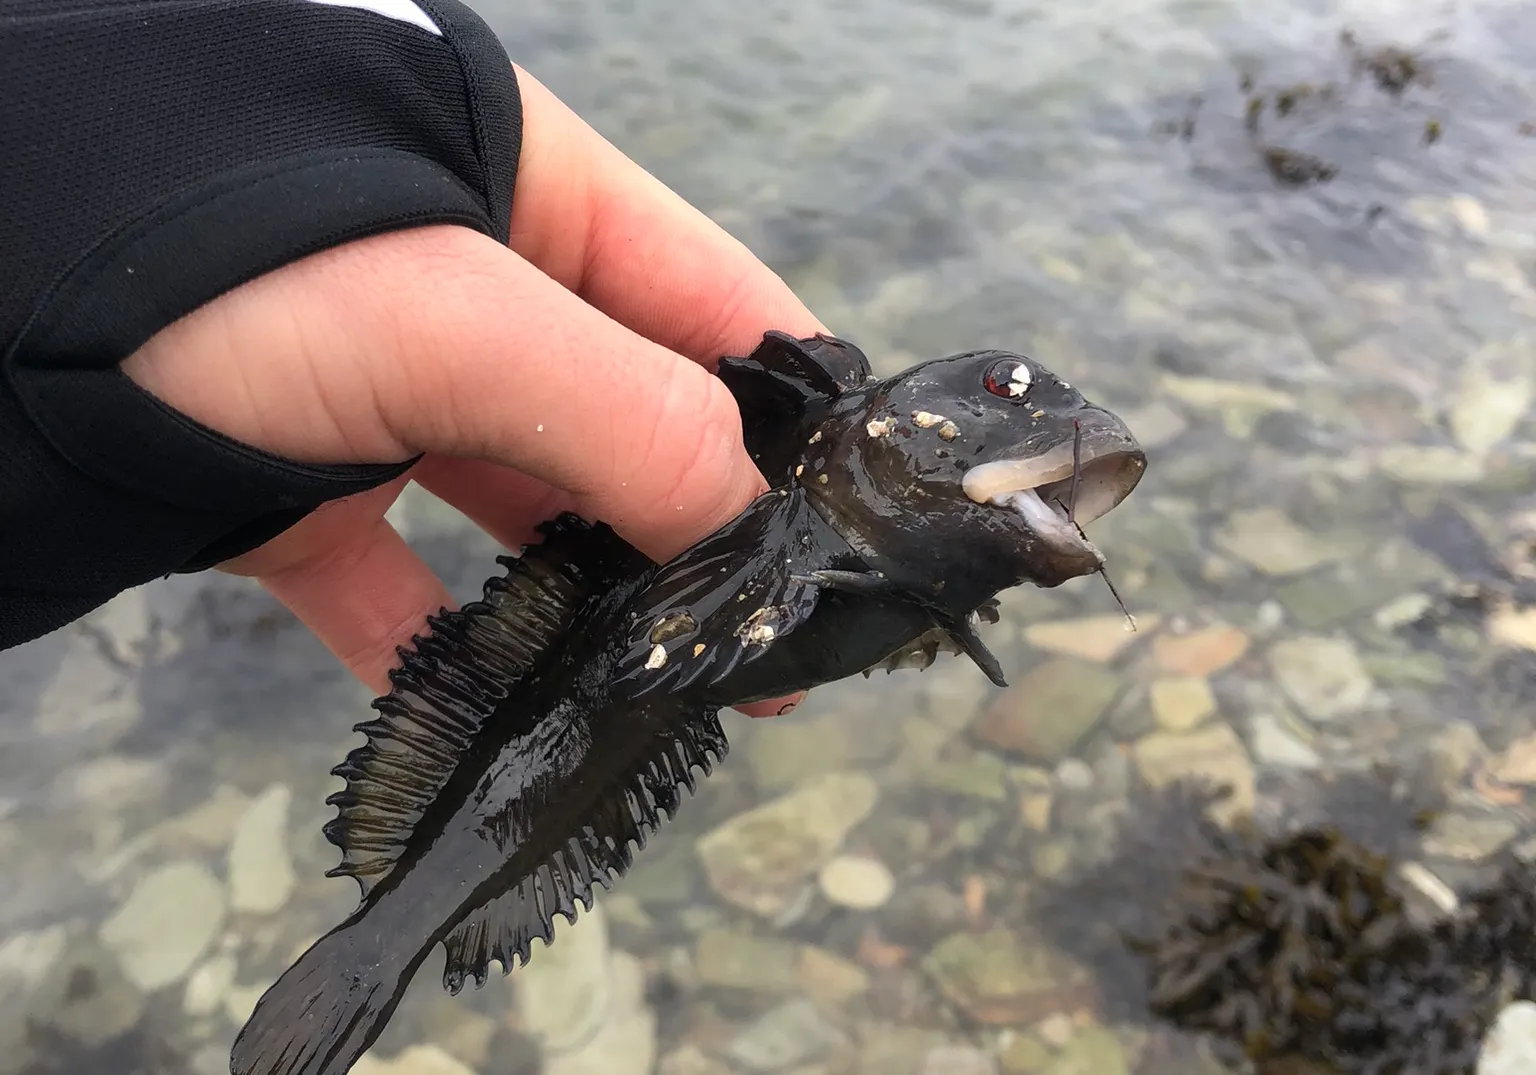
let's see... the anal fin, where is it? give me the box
[439,708,730,993]
[324,514,649,901]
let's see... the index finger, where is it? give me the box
[508,66,827,362]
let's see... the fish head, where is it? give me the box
[807,349,1146,603]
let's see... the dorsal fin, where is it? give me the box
[717,331,874,482]
[439,707,729,993]
[321,513,648,900]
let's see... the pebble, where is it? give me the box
[99,860,227,991]
[923,1044,999,1075]
[1132,723,1256,824]
[921,929,1096,1026]
[696,771,878,920]
[695,928,800,992]
[513,901,612,1054]
[818,854,895,910]
[542,950,656,1075]
[1478,1001,1536,1075]
[1267,635,1374,722]
[1421,812,1519,862]
[55,755,167,808]
[1053,759,1093,790]
[796,945,869,1006]
[353,1044,479,1075]
[1148,677,1216,732]
[155,784,254,849]
[658,1045,734,1075]
[0,924,66,989]
[727,998,847,1073]
[1247,713,1321,770]
[1213,507,1349,576]
[1377,444,1485,485]
[1040,1026,1128,1075]
[1117,401,1188,449]
[1150,624,1249,677]
[1489,605,1536,653]
[998,1033,1052,1074]
[228,783,297,914]
[1485,733,1536,786]
[1021,614,1157,663]
[1426,720,1487,794]
[973,659,1123,763]
[1449,194,1491,237]
[1450,358,1531,456]
[24,935,146,1047]
[182,952,237,1016]
[31,633,142,744]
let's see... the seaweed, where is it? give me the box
[1033,772,1535,1074]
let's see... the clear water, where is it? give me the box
[4,0,1536,1073]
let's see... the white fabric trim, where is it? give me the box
[305,0,443,36]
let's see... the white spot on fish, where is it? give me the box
[692,643,706,657]
[808,431,823,444]
[866,416,895,438]
[817,474,829,484]
[536,424,544,432]
[911,410,945,428]
[645,644,668,670]
[795,464,805,477]
[938,420,960,441]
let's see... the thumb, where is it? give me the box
[127,224,769,564]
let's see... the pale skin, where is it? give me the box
[121,66,819,716]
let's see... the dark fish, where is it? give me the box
[229,332,1147,1075]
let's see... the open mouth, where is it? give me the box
[961,443,1147,558]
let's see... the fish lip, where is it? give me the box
[961,424,1146,563]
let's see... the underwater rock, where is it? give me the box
[1479,1001,1536,1075]
[922,929,1096,1026]
[1131,723,1255,823]
[1149,677,1217,732]
[726,998,847,1073]
[1268,635,1375,722]
[696,771,879,920]
[1151,624,1250,678]
[99,860,227,991]
[818,853,896,910]
[974,659,1123,763]
[227,784,296,915]
[1213,507,1348,577]
[922,1043,999,1075]
[351,1045,477,1075]
[1021,615,1151,663]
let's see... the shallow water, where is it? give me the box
[4,0,1536,1073]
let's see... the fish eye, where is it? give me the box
[983,358,1032,400]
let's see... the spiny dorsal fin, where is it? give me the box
[717,332,874,481]
[322,514,648,900]
[439,708,729,993]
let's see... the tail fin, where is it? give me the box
[229,922,416,1075]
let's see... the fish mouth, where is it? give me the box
[961,413,1146,568]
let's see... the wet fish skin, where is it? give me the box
[229,332,1147,1075]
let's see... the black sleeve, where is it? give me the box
[0,0,521,649]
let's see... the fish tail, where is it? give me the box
[229,918,419,1075]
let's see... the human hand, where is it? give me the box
[120,66,820,717]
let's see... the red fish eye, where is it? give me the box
[983,359,1032,399]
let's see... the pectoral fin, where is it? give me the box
[614,489,823,696]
